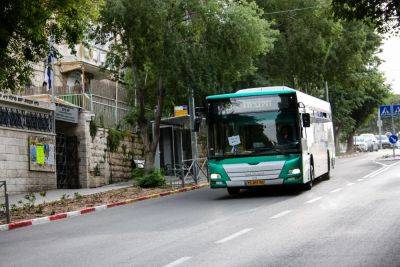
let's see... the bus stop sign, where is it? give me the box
[389,134,398,144]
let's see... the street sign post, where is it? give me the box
[379,104,400,157]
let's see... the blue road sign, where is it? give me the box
[380,105,392,117]
[389,134,398,144]
[393,105,400,116]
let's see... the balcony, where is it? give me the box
[23,81,130,128]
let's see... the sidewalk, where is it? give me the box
[8,181,132,206]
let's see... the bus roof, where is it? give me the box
[206,86,296,100]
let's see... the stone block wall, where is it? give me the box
[87,127,144,187]
[0,128,56,195]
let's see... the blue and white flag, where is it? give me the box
[44,46,57,92]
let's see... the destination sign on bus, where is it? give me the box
[212,95,293,115]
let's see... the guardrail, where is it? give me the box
[0,181,10,224]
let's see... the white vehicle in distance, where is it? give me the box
[375,135,391,149]
[354,136,368,152]
[359,133,379,151]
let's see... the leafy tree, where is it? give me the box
[253,0,390,151]
[0,0,101,92]
[98,0,277,172]
[332,0,400,32]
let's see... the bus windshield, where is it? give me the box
[207,94,300,158]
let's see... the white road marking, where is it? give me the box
[163,257,192,267]
[215,228,253,244]
[357,179,364,182]
[375,161,390,167]
[362,161,400,179]
[362,166,388,179]
[270,210,292,219]
[347,182,355,186]
[305,197,322,204]
[330,188,343,193]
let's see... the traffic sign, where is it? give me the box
[380,105,392,117]
[380,104,400,117]
[394,105,400,116]
[389,134,398,144]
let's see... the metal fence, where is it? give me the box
[0,181,10,224]
[164,158,208,188]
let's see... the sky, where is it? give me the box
[379,35,400,94]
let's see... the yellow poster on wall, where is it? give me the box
[29,136,56,172]
[36,144,45,165]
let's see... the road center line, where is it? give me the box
[305,197,322,204]
[215,228,253,244]
[163,257,192,267]
[270,210,292,219]
[330,188,343,193]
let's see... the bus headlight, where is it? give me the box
[210,173,221,180]
[288,168,301,175]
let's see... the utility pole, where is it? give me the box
[377,107,383,149]
[188,87,199,184]
[325,81,329,102]
[391,105,396,158]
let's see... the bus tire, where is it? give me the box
[227,187,240,195]
[304,165,314,191]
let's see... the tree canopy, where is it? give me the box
[251,0,390,151]
[98,0,278,171]
[0,0,101,91]
[332,0,400,32]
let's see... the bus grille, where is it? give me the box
[223,161,285,181]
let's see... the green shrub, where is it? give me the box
[107,128,124,152]
[137,170,166,188]
[89,118,98,140]
[132,168,145,179]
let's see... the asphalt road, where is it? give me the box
[2,151,400,267]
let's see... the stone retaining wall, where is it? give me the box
[88,128,144,187]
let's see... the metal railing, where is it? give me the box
[23,84,131,129]
[0,181,10,224]
[164,158,208,187]
[58,93,92,110]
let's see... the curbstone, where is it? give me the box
[0,182,209,232]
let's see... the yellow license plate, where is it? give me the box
[246,179,265,186]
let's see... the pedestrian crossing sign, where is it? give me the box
[380,105,392,117]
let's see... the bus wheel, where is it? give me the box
[227,187,240,195]
[304,165,314,190]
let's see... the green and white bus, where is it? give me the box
[206,86,335,194]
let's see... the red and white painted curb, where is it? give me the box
[0,183,208,232]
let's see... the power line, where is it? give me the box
[264,6,320,15]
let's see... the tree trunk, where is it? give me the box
[136,75,165,174]
[346,131,355,153]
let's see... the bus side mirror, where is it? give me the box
[302,113,311,127]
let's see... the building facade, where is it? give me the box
[0,43,144,195]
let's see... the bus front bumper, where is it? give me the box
[210,176,303,188]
